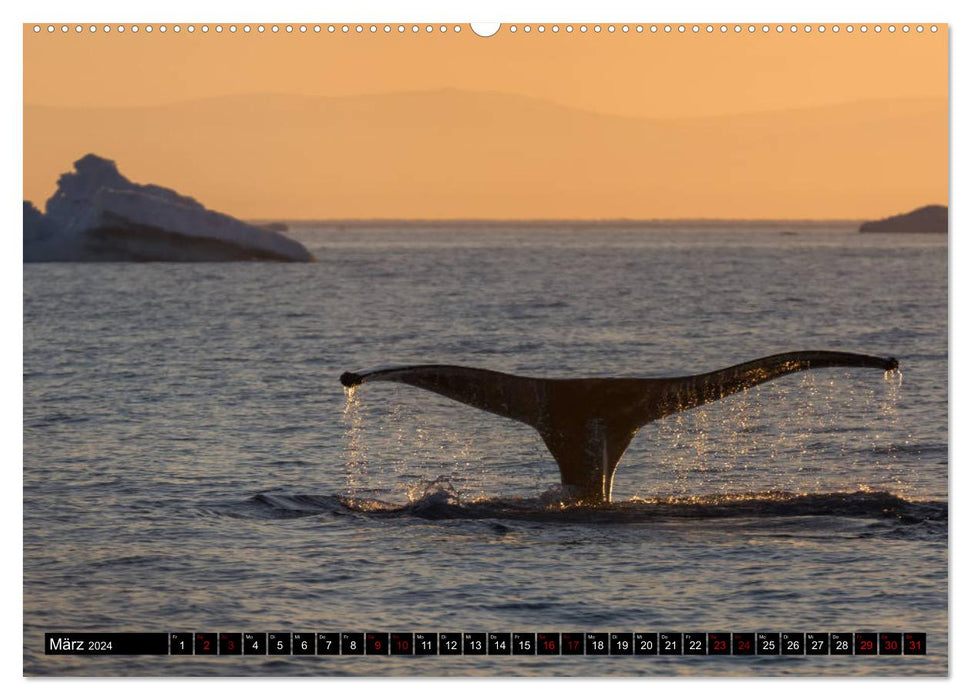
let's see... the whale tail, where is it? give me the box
[340,351,898,504]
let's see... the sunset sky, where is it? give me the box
[23,24,948,219]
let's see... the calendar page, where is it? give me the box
[23,19,947,677]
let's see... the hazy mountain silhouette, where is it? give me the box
[25,90,947,219]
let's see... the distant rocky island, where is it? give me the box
[24,154,314,262]
[859,205,947,233]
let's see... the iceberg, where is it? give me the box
[24,154,314,262]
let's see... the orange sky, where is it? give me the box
[24,24,948,219]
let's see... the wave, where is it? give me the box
[215,482,946,531]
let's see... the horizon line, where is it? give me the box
[243,216,927,224]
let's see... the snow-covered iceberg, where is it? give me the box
[24,155,314,262]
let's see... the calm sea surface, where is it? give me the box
[23,223,947,676]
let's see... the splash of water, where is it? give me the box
[638,368,909,502]
[342,367,908,505]
[876,367,905,494]
[342,385,369,494]
[406,477,461,508]
[885,367,903,385]
[534,483,587,509]
[340,385,505,503]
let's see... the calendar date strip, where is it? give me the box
[45,632,926,656]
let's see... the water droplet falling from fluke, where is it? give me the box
[884,367,903,387]
[342,384,368,493]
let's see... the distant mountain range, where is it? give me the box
[24,90,947,219]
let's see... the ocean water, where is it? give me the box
[23,223,947,676]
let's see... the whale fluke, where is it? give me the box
[340,351,898,505]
